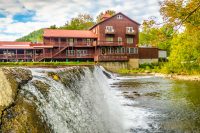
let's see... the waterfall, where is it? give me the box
[20,66,124,133]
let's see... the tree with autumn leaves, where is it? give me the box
[140,0,200,74]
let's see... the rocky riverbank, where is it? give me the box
[154,73,200,81]
[0,66,91,133]
[0,67,51,133]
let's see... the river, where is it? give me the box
[109,73,200,132]
[2,66,199,133]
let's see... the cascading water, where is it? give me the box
[2,66,199,132]
[20,67,125,133]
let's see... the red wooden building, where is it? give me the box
[0,12,158,63]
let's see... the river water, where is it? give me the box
[20,67,200,133]
[109,74,200,132]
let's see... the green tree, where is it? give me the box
[49,25,57,29]
[160,0,200,74]
[139,18,174,54]
[16,29,44,42]
[60,14,94,30]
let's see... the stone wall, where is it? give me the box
[139,59,158,64]
[99,58,158,72]
[98,62,130,72]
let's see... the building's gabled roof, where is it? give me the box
[43,29,97,38]
[89,12,141,30]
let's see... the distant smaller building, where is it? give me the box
[158,49,167,60]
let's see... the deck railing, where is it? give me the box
[45,41,137,47]
[45,42,95,47]
[96,41,124,46]
[66,54,94,58]
[0,54,34,59]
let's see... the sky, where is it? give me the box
[0,0,163,41]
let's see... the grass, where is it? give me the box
[118,62,200,75]
[0,62,95,67]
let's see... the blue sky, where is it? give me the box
[0,0,163,41]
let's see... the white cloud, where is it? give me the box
[0,0,163,41]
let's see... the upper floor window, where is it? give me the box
[106,26,114,32]
[126,27,134,33]
[117,15,123,19]
[86,39,91,45]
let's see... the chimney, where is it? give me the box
[100,12,111,21]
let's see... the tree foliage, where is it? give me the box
[16,29,44,42]
[61,14,94,30]
[140,0,200,74]
[96,10,116,22]
[160,0,200,74]
[139,18,174,54]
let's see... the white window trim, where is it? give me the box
[117,15,123,19]
[126,27,134,33]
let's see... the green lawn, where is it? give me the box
[0,62,95,67]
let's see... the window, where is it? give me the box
[127,37,133,44]
[117,15,123,19]
[126,27,134,33]
[105,26,114,32]
[106,36,113,42]
[129,48,134,54]
[67,50,75,56]
[77,50,88,57]
[87,39,91,43]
